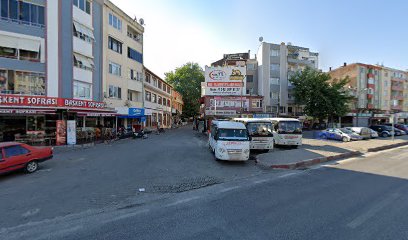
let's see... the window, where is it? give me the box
[109,13,122,31]
[158,81,162,89]
[108,85,121,99]
[252,99,262,108]
[270,49,280,57]
[74,0,91,14]
[158,96,162,105]
[271,92,279,100]
[163,84,166,92]
[73,22,94,43]
[127,47,143,64]
[14,71,45,95]
[152,78,157,87]
[152,93,157,103]
[270,64,280,71]
[270,78,280,85]
[108,36,122,54]
[167,86,171,94]
[167,99,171,107]
[384,71,388,77]
[74,81,91,100]
[127,90,133,101]
[4,145,29,158]
[0,46,17,59]
[145,74,151,83]
[109,62,121,76]
[74,54,94,71]
[0,0,44,26]
[129,69,142,81]
[384,90,388,96]
[145,91,151,101]
[162,97,166,106]
[247,75,254,82]
[247,64,255,70]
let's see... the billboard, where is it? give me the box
[204,66,247,96]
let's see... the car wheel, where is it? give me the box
[321,134,327,140]
[381,132,388,138]
[25,161,38,174]
[342,136,349,142]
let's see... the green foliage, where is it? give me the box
[289,67,352,121]
[165,62,204,117]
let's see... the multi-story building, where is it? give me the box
[102,0,145,129]
[172,90,183,123]
[329,63,408,126]
[0,0,117,144]
[257,42,319,117]
[143,67,173,129]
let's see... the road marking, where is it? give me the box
[166,196,200,207]
[108,209,150,223]
[347,193,400,229]
[253,179,269,184]
[22,208,40,218]
[278,172,298,178]
[219,186,240,193]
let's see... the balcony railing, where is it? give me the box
[392,95,404,100]
[391,105,403,110]
[391,85,404,91]
[0,90,45,96]
[0,16,45,28]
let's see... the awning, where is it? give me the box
[74,53,94,69]
[0,35,40,52]
[73,21,95,40]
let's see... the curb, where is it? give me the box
[257,141,408,170]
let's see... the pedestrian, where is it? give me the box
[157,121,161,135]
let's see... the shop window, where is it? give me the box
[27,116,45,133]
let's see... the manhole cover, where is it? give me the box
[151,176,223,193]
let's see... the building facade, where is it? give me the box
[257,42,319,117]
[143,67,173,129]
[329,63,408,126]
[172,90,183,123]
[0,0,117,144]
[102,0,144,129]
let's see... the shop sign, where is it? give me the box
[207,82,243,87]
[0,109,55,114]
[128,108,145,117]
[0,94,106,109]
[205,87,243,96]
[67,120,76,145]
[77,112,117,117]
[205,110,237,116]
[254,113,272,118]
[205,66,247,83]
[56,120,66,146]
[209,97,249,108]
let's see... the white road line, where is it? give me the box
[22,208,40,218]
[347,193,401,229]
[219,186,240,193]
[278,172,298,178]
[166,196,200,207]
[107,209,150,223]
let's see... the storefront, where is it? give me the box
[0,94,117,145]
[116,107,146,131]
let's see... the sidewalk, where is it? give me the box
[256,135,408,169]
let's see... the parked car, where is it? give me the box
[370,125,394,138]
[0,142,53,174]
[383,123,408,135]
[369,129,379,139]
[319,128,363,142]
[345,127,372,140]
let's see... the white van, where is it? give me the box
[233,118,274,152]
[209,121,250,161]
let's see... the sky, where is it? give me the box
[111,0,408,78]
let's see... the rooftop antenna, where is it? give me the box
[133,15,137,22]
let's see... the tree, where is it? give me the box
[289,67,351,127]
[165,62,204,118]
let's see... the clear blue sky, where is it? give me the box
[112,0,408,77]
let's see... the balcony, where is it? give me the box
[392,95,404,101]
[391,105,403,111]
[287,57,314,67]
[391,85,404,91]
[391,76,405,83]
[367,104,374,109]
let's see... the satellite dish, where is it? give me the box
[139,18,145,25]
[259,37,263,42]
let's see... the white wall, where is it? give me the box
[46,0,59,97]
[73,67,93,84]
[73,37,93,57]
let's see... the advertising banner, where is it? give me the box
[56,120,66,146]
[67,120,77,145]
[209,97,249,108]
[205,109,237,116]
[204,66,246,96]
[0,94,106,109]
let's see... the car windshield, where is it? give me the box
[218,128,248,141]
[247,122,273,137]
[340,128,353,134]
[277,121,302,134]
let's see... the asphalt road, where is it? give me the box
[0,126,271,229]
[3,146,408,240]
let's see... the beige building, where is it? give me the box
[143,67,173,129]
[172,90,184,123]
[330,63,408,126]
[102,0,144,127]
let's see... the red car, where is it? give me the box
[0,142,53,174]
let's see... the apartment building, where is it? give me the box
[0,0,117,144]
[172,90,183,123]
[257,42,319,117]
[143,67,173,129]
[102,0,144,129]
[329,63,408,126]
